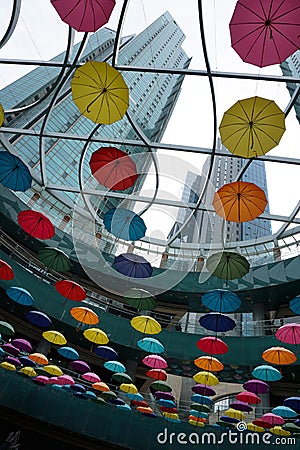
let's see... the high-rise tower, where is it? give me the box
[281,50,300,124]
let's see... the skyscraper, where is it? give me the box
[281,50,300,124]
[0,12,190,238]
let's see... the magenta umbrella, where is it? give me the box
[51,0,116,32]
[5,356,21,367]
[230,400,253,412]
[81,372,101,383]
[57,374,75,386]
[262,412,285,426]
[243,379,270,394]
[70,360,91,373]
[230,0,300,68]
[275,323,300,345]
[2,343,20,356]
[142,355,168,369]
[11,338,33,353]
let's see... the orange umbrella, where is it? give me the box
[262,347,297,365]
[137,406,153,414]
[92,381,110,392]
[212,181,267,223]
[28,352,49,365]
[70,306,99,331]
[194,356,224,372]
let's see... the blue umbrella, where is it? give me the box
[189,410,208,419]
[252,365,282,382]
[94,345,118,360]
[82,390,97,400]
[57,346,79,360]
[0,348,4,358]
[201,289,241,313]
[289,295,300,314]
[114,253,153,278]
[220,415,239,424]
[157,399,177,408]
[272,406,298,419]
[19,355,37,367]
[6,287,34,306]
[0,152,32,192]
[70,383,86,393]
[137,337,165,354]
[25,310,52,328]
[126,392,144,401]
[103,208,146,241]
[110,397,125,406]
[104,360,126,373]
[117,403,131,411]
[283,397,300,412]
[190,394,213,406]
[199,313,236,332]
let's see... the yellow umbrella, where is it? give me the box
[188,420,205,427]
[130,315,161,335]
[193,371,219,386]
[194,356,224,372]
[219,96,285,158]
[71,61,129,125]
[247,423,265,432]
[19,366,37,377]
[224,408,246,420]
[43,365,63,376]
[0,361,16,371]
[270,426,291,436]
[83,328,109,345]
[262,346,297,365]
[163,412,179,419]
[119,383,138,394]
[42,330,67,346]
[0,103,4,127]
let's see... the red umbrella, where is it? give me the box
[55,280,86,302]
[51,0,116,33]
[131,400,149,408]
[0,260,14,280]
[146,369,167,381]
[196,336,228,355]
[236,391,261,405]
[230,0,300,68]
[89,147,137,191]
[17,210,55,239]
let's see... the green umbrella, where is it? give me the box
[93,396,106,405]
[282,423,300,433]
[0,321,15,336]
[101,390,117,401]
[216,420,236,429]
[112,372,133,384]
[38,247,71,272]
[190,403,211,413]
[150,380,172,392]
[206,251,250,281]
[123,288,157,311]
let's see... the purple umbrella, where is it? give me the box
[153,391,175,401]
[25,310,52,329]
[19,355,37,367]
[2,343,20,356]
[11,338,33,353]
[5,356,21,367]
[94,345,118,360]
[243,379,269,394]
[110,398,125,406]
[70,360,91,373]
[230,400,253,412]
[283,397,300,413]
[70,383,86,393]
[191,384,216,396]
[114,253,153,278]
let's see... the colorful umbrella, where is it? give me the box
[262,346,297,365]
[142,355,167,369]
[289,295,300,315]
[6,286,34,306]
[191,394,213,406]
[224,408,246,420]
[191,384,216,396]
[28,353,49,365]
[2,343,20,356]
[243,379,269,394]
[0,151,32,192]
[220,416,239,424]
[0,361,16,371]
[247,423,265,433]
[236,391,261,404]
[131,315,161,335]
[206,251,250,281]
[153,391,175,401]
[58,374,75,386]
[230,0,300,68]
[229,400,253,412]
[124,289,157,311]
[71,61,129,125]
[42,330,67,346]
[196,336,228,355]
[19,356,37,368]
[82,372,101,383]
[70,360,90,373]
[57,346,79,360]
[19,366,37,378]
[213,181,267,223]
[83,328,109,345]
[70,383,86,393]
[137,337,164,354]
[70,306,99,330]
[201,289,241,313]
[0,103,4,126]
[146,369,167,381]
[262,413,285,426]
[150,380,172,392]
[275,323,300,345]
[0,321,14,336]
[11,338,33,353]
[104,208,146,241]
[43,365,63,377]
[283,397,300,412]
[0,260,14,280]
[194,356,224,372]
[199,313,236,332]
[94,346,118,360]
[112,372,132,384]
[104,360,126,373]
[25,310,52,329]
[252,364,282,381]
[272,406,297,419]
[128,394,145,403]
[5,356,21,367]
[193,371,219,386]
[282,423,300,433]
[17,210,55,240]
[114,253,153,279]
[120,383,138,394]
[89,147,137,191]
[189,410,208,420]
[270,426,291,436]
[101,390,117,401]
[55,280,86,302]
[51,0,115,32]
[219,96,285,158]
[190,403,210,413]
[92,381,110,392]
[38,247,71,272]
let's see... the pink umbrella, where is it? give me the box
[48,376,60,385]
[275,323,300,345]
[32,375,49,385]
[262,412,285,426]
[81,372,101,383]
[11,338,33,353]
[57,374,75,386]
[142,355,168,369]
[230,0,300,68]
[51,0,116,32]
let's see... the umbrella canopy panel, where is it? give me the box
[0,151,32,192]
[17,210,55,240]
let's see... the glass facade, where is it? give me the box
[281,50,300,124]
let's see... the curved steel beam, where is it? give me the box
[0,0,21,50]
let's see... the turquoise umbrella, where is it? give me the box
[189,410,208,419]
[252,365,282,382]
[57,346,79,360]
[103,208,146,241]
[0,152,32,192]
[6,287,34,306]
[137,337,164,354]
[272,406,298,419]
[201,289,241,313]
[104,361,126,373]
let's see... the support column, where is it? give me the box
[253,302,265,336]
[126,359,138,383]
